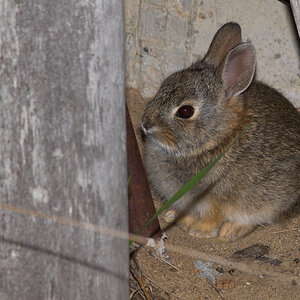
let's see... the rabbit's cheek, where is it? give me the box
[144,128,177,153]
[155,129,176,149]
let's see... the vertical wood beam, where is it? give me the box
[0,1,128,298]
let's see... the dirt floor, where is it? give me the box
[130,214,300,300]
[127,88,300,300]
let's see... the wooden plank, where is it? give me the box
[291,0,300,37]
[0,0,128,299]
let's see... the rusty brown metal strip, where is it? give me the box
[126,105,161,238]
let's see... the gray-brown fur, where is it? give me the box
[141,22,300,239]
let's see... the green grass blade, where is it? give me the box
[130,122,251,243]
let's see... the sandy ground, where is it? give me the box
[127,88,300,300]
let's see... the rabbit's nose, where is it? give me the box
[141,115,152,133]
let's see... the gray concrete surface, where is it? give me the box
[125,0,300,107]
[291,0,300,37]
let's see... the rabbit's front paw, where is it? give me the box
[179,214,223,238]
[218,221,256,240]
[164,209,178,223]
[188,222,219,238]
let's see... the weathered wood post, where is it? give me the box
[0,1,128,299]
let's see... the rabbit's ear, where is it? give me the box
[221,43,256,98]
[204,22,242,67]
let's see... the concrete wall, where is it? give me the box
[125,0,300,107]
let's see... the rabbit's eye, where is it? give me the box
[176,105,194,119]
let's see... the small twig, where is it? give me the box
[271,228,300,234]
[131,255,152,300]
[143,246,227,300]
[143,273,190,300]
[130,267,151,300]
[130,271,147,300]
[206,279,226,300]
[147,248,184,274]
[129,287,141,299]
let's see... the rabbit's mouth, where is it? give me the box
[141,123,177,153]
[140,119,157,136]
[140,120,159,143]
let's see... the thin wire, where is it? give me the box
[0,202,299,283]
[0,203,139,243]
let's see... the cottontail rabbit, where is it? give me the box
[141,22,300,240]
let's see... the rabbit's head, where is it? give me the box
[141,23,256,157]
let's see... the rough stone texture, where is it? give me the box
[291,0,300,37]
[0,1,128,299]
[125,0,300,107]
